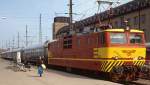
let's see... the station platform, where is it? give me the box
[0,58,121,85]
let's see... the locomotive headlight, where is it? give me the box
[112,56,118,60]
[133,57,138,60]
[138,56,144,60]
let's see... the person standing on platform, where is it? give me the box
[37,57,44,77]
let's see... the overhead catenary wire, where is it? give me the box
[73,0,93,8]
[76,5,97,21]
[73,0,97,21]
[95,0,121,26]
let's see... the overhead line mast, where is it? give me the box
[69,0,73,32]
[39,14,42,44]
[17,32,20,48]
[25,25,28,47]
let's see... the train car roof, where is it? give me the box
[23,44,44,50]
[104,29,144,33]
[0,48,22,54]
[23,40,51,50]
[11,49,22,52]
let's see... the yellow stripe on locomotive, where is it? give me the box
[94,47,146,59]
[94,47,146,72]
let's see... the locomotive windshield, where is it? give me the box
[110,33,127,44]
[108,32,144,45]
[129,33,143,44]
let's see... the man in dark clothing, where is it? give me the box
[37,57,43,66]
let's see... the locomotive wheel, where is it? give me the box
[109,73,120,82]
[125,73,132,81]
[124,72,137,81]
[110,67,123,82]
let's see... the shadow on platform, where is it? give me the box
[28,75,40,77]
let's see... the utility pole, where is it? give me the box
[2,41,3,50]
[17,32,20,48]
[12,37,15,49]
[25,25,28,47]
[5,41,8,50]
[69,0,73,31]
[39,14,42,44]
[8,40,11,50]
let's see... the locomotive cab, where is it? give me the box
[105,29,145,61]
[95,28,146,81]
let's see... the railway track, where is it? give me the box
[122,79,150,85]
[48,65,150,85]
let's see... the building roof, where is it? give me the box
[56,0,150,35]
[54,17,70,23]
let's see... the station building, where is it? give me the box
[52,17,70,39]
[53,0,150,42]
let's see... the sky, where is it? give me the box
[0,0,132,49]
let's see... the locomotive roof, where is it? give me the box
[104,29,144,33]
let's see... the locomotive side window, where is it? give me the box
[63,35,72,49]
[129,34,143,44]
[110,33,126,44]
